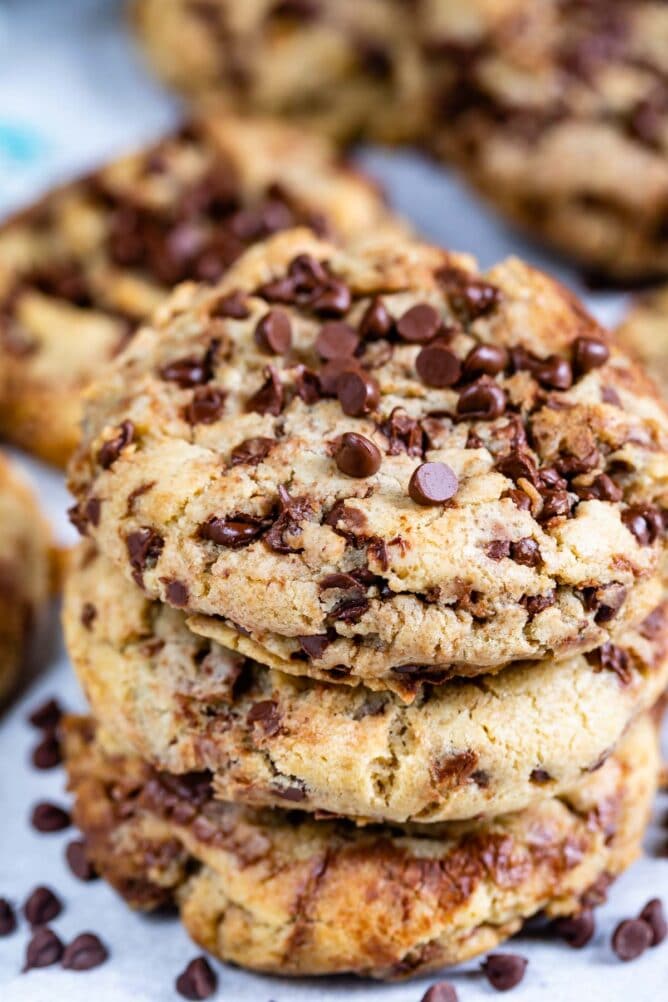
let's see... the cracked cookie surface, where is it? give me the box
[65,543,668,824]
[69,229,668,689]
[63,712,659,979]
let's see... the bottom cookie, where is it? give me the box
[63,713,659,980]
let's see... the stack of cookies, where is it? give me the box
[62,226,668,979]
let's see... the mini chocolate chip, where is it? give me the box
[24,886,62,927]
[298,634,330,660]
[463,343,508,377]
[211,289,249,319]
[80,602,97,631]
[534,355,573,390]
[185,386,226,424]
[396,302,441,343]
[359,296,393,339]
[24,926,64,971]
[230,436,274,466]
[511,538,541,566]
[481,953,528,991]
[457,378,506,419]
[66,840,97,882]
[31,802,70,833]
[312,279,352,317]
[622,504,664,545]
[639,899,667,946]
[62,932,108,971]
[199,515,266,549]
[409,462,458,505]
[246,366,284,416]
[0,899,16,936]
[573,336,609,375]
[551,908,595,948]
[176,956,218,999]
[247,700,281,736]
[335,432,381,478]
[254,309,292,354]
[496,450,538,485]
[126,528,164,574]
[164,579,189,607]
[28,698,63,731]
[416,341,461,387]
[97,420,134,469]
[316,320,359,359]
[337,369,380,416]
[421,982,459,1002]
[612,918,652,961]
[31,732,62,770]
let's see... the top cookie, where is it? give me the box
[69,229,668,692]
[0,114,396,466]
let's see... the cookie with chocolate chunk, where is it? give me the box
[68,229,668,690]
[63,711,660,979]
[64,543,668,824]
[0,115,398,466]
[616,287,668,399]
[0,453,52,701]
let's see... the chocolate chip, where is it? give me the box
[416,341,462,387]
[272,780,306,801]
[359,296,393,340]
[254,309,292,355]
[126,528,164,575]
[586,643,632,684]
[65,840,97,882]
[298,634,330,659]
[496,450,538,485]
[176,956,218,999]
[316,320,359,360]
[612,918,652,961]
[539,490,573,521]
[551,908,595,948]
[0,899,16,936]
[573,336,609,375]
[504,488,532,511]
[330,594,369,623]
[380,408,425,457]
[24,927,64,971]
[639,899,667,946]
[521,591,555,618]
[420,982,459,1002]
[23,886,62,927]
[575,473,622,502]
[396,302,441,343]
[457,378,506,419]
[230,436,274,466]
[463,343,508,377]
[265,487,312,554]
[312,279,351,317]
[337,369,380,416]
[211,289,249,319]
[31,732,62,770]
[28,698,63,731]
[510,538,541,566]
[247,700,281,736]
[199,515,266,549]
[160,354,213,388]
[530,768,551,784]
[409,462,458,505]
[185,386,226,424]
[335,432,381,478]
[622,504,664,545]
[534,355,573,390]
[481,953,528,991]
[97,420,134,469]
[486,540,511,561]
[164,579,189,607]
[438,267,501,320]
[246,366,284,416]
[31,802,70,833]
[320,572,365,592]
[62,932,108,971]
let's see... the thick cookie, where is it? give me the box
[0,453,52,702]
[616,287,668,399]
[0,115,397,466]
[65,543,668,824]
[69,229,668,690]
[63,712,659,979]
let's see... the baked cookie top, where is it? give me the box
[0,114,396,465]
[65,543,668,824]
[69,229,668,690]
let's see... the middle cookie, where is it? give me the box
[65,544,668,825]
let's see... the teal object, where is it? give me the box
[0,122,46,165]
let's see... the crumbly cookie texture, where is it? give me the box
[69,229,668,689]
[616,287,668,400]
[63,712,659,980]
[65,543,668,825]
[0,115,397,466]
[0,453,52,702]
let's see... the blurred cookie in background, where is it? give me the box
[616,287,668,399]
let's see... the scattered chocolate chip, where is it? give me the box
[316,320,359,359]
[247,700,281,736]
[421,982,459,1002]
[534,355,573,391]
[510,538,541,566]
[622,504,664,545]
[164,579,189,607]
[586,642,632,684]
[199,515,266,549]
[160,353,213,388]
[23,886,62,927]
[246,365,284,416]
[639,899,667,946]
[24,926,64,971]
[31,802,70,833]
[481,953,528,991]
[416,340,462,388]
[463,343,508,377]
[298,634,330,660]
[457,378,506,419]
[27,698,63,731]
[335,432,381,478]
[62,932,108,971]
[80,602,97,631]
[185,386,226,424]
[0,899,16,936]
[551,908,595,948]
[65,840,97,882]
[573,336,609,375]
[97,420,135,469]
[230,436,274,466]
[396,302,441,343]
[612,918,652,962]
[254,309,292,354]
[126,527,164,575]
[31,732,62,770]
[312,278,351,317]
[176,956,218,999]
[438,268,501,320]
[211,289,249,319]
[359,296,393,340]
[409,462,458,505]
[337,369,380,416]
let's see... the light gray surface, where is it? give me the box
[0,1,666,999]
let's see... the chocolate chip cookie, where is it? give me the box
[68,229,668,690]
[616,287,668,399]
[63,711,660,978]
[0,115,398,466]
